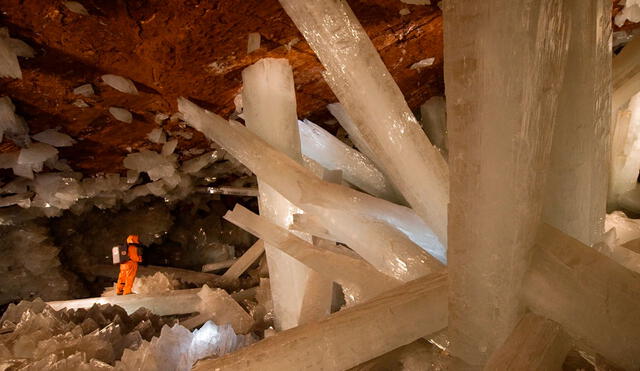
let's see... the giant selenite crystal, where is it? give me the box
[178,99,444,281]
[297,119,402,203]
[224,204,402,305]
[443,0,569,364]
[48,285,254,334]
[542,0,611,246]
[193,273,447,371]
[242,57,332,330]
[523,224,640,369]
[610,37,640,207]
[484,313,571,370]
[117,321,253,371]
[278,0,449,245]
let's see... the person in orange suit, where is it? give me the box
[116,235,143,295]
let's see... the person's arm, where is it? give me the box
[128,245,142,263]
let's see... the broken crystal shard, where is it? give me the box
[8,38,34,59]
[605,211,640,245]
[73,98,89,108]
[279,0,449,244]
[201,259,236,273]
[146,127,166,144]
[109,107,133,123]
[0,193,32,208]
[241,57,331,329]
[118,321,253,371]
[33,173,82,209]
[484,313,571,370]
[524,223,640,370]
[131,272,177,295]
[298,118,402,202]
[419,96,447,158]
[63,1,89,15]
[542,0,610,246]
[0,96,29,145]
[32,129,76,147]
[224,204,402,304]
[615,0,640,27]
[594,228,640,273]
[610,93,640,206]
[101,74,139,95]
[126,169,139,184]
[410,57,435,70]
[0,177,29,194]
[247,32,261,54]
[180,151,220,174]
[161,139,178,157]
[73,83,94,97]
[197,285,254,334]
[146,180,166,196]
[123,150,176,181]
[202,187,258,197]
[193,273,447,371]
[444,0,569,364]
[221,240,264,283]
[179,99,445,267]
[17,142,58,165]
[0,30,21,79]
[12,163,33,179]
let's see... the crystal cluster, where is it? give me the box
[0,223,72,306]
[0,298,170,369]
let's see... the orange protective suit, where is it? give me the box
[116,236,143,295]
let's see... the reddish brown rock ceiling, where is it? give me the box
[0,0,444,176]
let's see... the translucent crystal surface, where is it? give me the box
[484,313,571,370]
[117,321,253,371]
[542,0,611,246]
[419,96,447,158]
[146,128,166,144]
[193,273,447,371]
[0,96,29,146]
[73,83,94,97]
[0,298,175,369]
[524,224,640,369]
[123,150,176,181]
[109,107,133,123]
[0,223,71,305]
[444,0,570,364]
[224,204,402,305]
[63,1,89,16]
[0,30,21,79]
[241,57,332,329]
[131,272,179,295]
[298,119,402,202]
[32,129,76,147]
[178,99,445,276]
[221,240,264,283]
[279,0,449,244]
[181,151,220,174]
[102,74,139,95]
